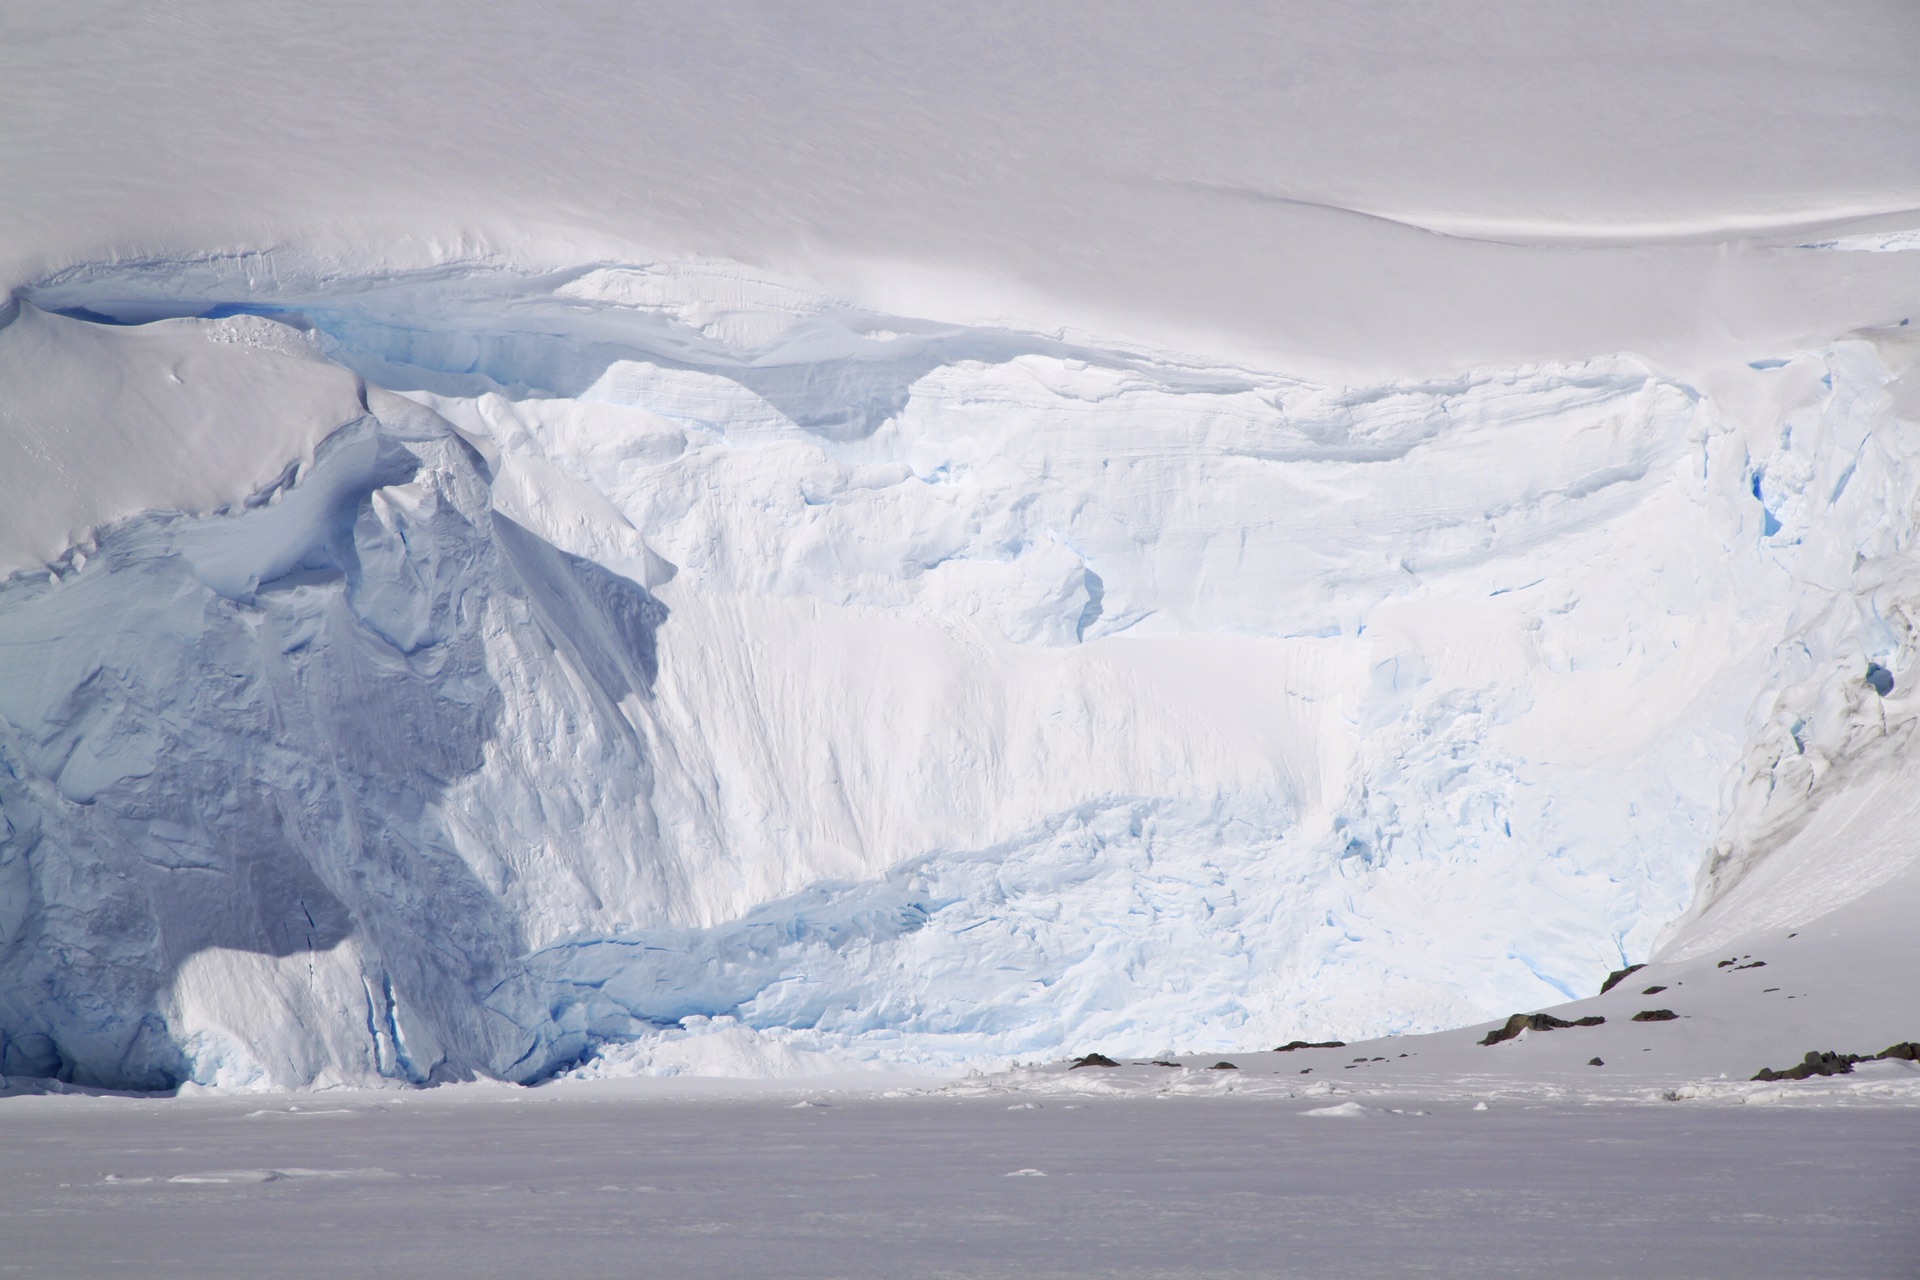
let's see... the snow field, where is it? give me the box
[2,1084,1916,1280]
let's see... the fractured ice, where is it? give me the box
[1,262,1916,1087]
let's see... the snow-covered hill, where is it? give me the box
[2,255,1916,1088]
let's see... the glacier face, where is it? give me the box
[1,261,1915,1087]
[0,390,679,1087]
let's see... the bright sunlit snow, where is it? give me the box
[3,257,1917,1091]
[6,7,1920,1275]
[0,0,1917,1206]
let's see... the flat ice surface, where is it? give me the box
[1,1087,1915,1280]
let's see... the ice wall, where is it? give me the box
[2,262,1915,1087]
[0,370,684,1087]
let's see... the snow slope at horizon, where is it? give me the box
[5,2,1920,376]
[3,254,1918,1088]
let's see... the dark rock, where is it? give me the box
[1479,1015,1533,1046]
[1274,1040,1345,1052]
[1632,1009,1679,1022]
[1641,985,1668,995]
[1479,1012,1606,1045]
[1753,1050,1859,1081]
[1069,1053,1120,1069]
[1716,958,1737,968]
[1598,964,1646,995]
[1588,1057,1604,1066]
[1801,1050,1856,1076]
[1208,1061,1238,1071]
[1150,1060,1181,1068]
[1752,1042,1920,1081]
[1733,960,1766,970]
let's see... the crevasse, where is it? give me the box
[0,259,1913,1088]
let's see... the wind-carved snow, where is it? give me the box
[1,261,1915,1088]
[0,303,364,574]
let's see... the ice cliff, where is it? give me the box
[1,261,1916,1088]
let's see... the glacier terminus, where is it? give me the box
[1,259,1915,1090]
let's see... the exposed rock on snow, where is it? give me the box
[1478,1013,1606,1047]
[1752,1043,1920,1081]
[1597,964,1646,994]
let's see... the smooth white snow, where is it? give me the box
[4,4,1920,375]
[0,305,364,573]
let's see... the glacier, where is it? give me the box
[1,258,1916,1088]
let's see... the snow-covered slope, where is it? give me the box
[6,4,1920,375]
[978,761,1920,1104]
[3,259,1917,1088]
[0,304,364,573]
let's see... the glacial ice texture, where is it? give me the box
[2,262,1916,1087]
